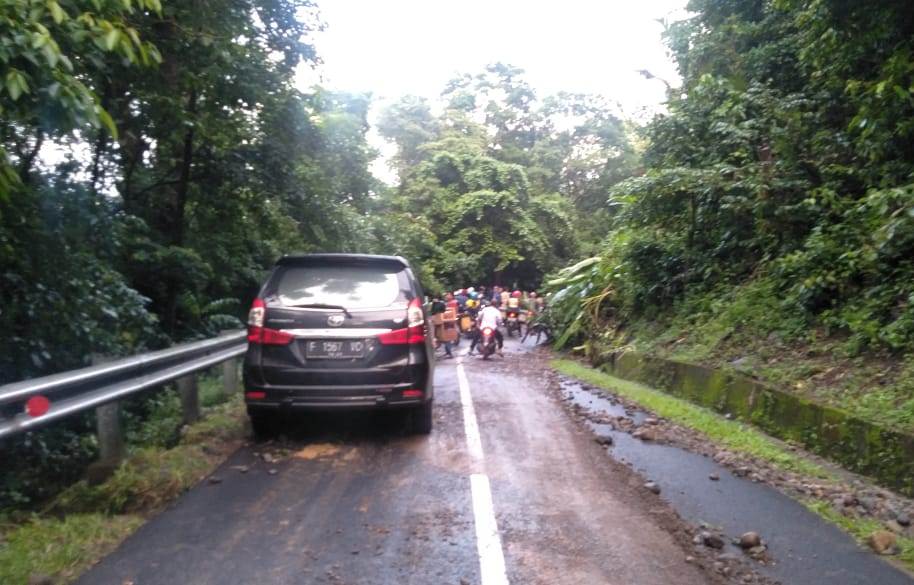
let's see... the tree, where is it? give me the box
[0,0,161,192]
[376,69,596,289]
[547,0,914,354]
[0,1,383,379]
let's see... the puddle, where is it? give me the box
[559,379,649,425]
[599,351,914,497]
[566,381,913,585]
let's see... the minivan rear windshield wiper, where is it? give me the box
[287,303,352,317]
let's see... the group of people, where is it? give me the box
[431,286,546,359]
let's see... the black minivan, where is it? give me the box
[242,254,434,435]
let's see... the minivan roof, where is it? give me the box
[276,253,410,269]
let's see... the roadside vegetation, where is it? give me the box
[0,515,143,585]
[542,0,914,433]
[0,374,245,585]
[805,500,914,569]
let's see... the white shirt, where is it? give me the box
[478,306,502,330]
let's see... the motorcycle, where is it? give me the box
[458,312,476,338]
[505,308,521,337]
[479,327,497,360]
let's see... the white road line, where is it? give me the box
[470,474,510,585]
[457,360,484,462]
[456,359,510,585]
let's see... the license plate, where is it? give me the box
[305,339,366,359]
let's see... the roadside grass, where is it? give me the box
[615,277,914,436]
[805,500,914,569]
[0,514,142,585]
[0,377,247,585]
[551,358,828,478]
[52,395,245,517]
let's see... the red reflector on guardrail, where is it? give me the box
[25,396,50,417]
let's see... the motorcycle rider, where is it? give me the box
[469,299,504,356]
[506,290,521,310]
[500,287,510,308]
[455,289,468,312]
[465,289,479,318]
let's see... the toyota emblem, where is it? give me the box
[327,314,345,326]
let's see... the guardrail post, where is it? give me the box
[89,355,125,484]
[177,374,200,424]
[220,330,241,396]
[222,358,239,395]
[96,403,125,463]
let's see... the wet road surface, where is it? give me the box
[77,338,712,585]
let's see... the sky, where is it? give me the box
[298,0,689,181]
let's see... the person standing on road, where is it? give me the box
[430,297,454,359]
[445,291,459,314]
[522,291,549,345]
[524,291,540,315]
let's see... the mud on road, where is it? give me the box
[77,338,766,585]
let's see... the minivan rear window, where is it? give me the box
[273,265,406,309]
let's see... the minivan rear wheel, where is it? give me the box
[411,401,433,435]
[249,413,277,439]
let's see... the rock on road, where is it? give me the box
[77,339,714,585]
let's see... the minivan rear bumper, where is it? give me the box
[244,382,430,412]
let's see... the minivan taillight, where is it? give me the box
[247,298,293,345]
[407,297,424,328]
[378,298,426,345]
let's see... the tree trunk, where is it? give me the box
[17,131,43,185]
[172,87,197,247]
[164,87,198,335]
[90,84,112,199]
[687,193,697,248]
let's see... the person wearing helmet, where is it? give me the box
[499,287,510,308]
[455,288,468,311]
[506,290,521,310]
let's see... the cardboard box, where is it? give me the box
[433,309,458,342]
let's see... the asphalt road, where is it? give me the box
[76,338,715,585]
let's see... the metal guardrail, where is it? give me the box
[0,331,247,441]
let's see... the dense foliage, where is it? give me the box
[546,0,914,357]
[0,0,382,507]
[374,64,636,292]
[0,0,383,383]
